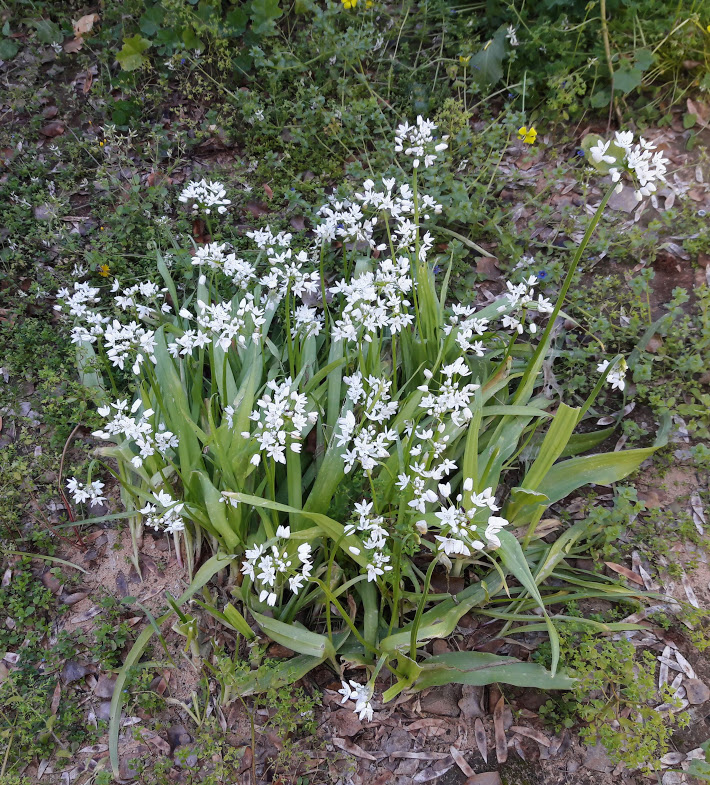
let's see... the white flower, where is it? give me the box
[178,179,231,215]
[597,358,627,391]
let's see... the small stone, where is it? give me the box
[465,773,502,785]
[94,674,117,699]
[567,760,580,774]
[173,745,198,769]
[96,701,112,721]
[420,684,460,717]
[167,725,193,749]
[584,743,613,773]
[685,678,710,704]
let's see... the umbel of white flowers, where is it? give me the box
[590,131,669,202]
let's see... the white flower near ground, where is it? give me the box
[178,179,231,215]
[66,477,106,505]
[597,358,627,391]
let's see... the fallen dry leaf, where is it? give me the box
[64,37,83,53]
[332,737,376,761]
[450,747,475,777]
[40,121,65,138]
[50,682,61,715]
[509,725,550,747]
[474,719,488,763]
[493,696,507,764]
[604,561,645,585]
[73,13,99,37]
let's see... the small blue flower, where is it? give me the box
[576,149,585,157]
[433,265,441,274]
[537,270,547,280]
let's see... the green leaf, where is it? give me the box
[33,19,63,44]
[613,63,644,94]
[250,0,283,35]
[224,492,368,567]
[412,651,575,691]
[116,34,152,71]
[469,26,507,86]
[633,49,654,71]
[589,88,611,109]
[497,529,559,674]
[535,446,658,505]
[225,6,249,35]
[139,5,165,37]
[0,38,19,59]
[250,609,335,659]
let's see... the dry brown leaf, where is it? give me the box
[40,121,65,138]
[63,37,83,53]
[604,561,645,585]
[263,183,274,199]
[332,737,376,761]
[73,13,99,37]
[450,747,475,777]
[474,718,488,763]
[50,682,61,715]
[493,696,507,764]
[390,751,449,760]
[509,725,550,747]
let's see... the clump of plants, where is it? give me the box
[536,617,690,773]
[57,120,672,776]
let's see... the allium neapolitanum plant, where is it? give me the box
[57,121,670,770]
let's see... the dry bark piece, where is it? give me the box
[493,695,507,764]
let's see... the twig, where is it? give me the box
[58,423,87,548]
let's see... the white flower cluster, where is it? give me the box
[178,179,231,215]
[344,500,393,582]
[55,282,109,345]
[66,477,106,506]
[417,358,480,427]
[243,378,318,465]
[113,280,171,320]
[338,679,374,722]
[336,372,398,473]
[190,242,256,289]
[169,296,265,356]
[259,247,321,305]
[103,319,157,375]
[241,526,313,605]
[428,480,508,557]
[597,358,627,391]
[330,257,414,343]
[140,489,185,534]
[394,116,449,169]
[93,399,179,469]
[590,132,669,201]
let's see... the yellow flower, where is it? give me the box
[459,55,471,64]
[518,126,537,144]
[366,0,373,6]
[342,0,357,8]
[98,264,110,277]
